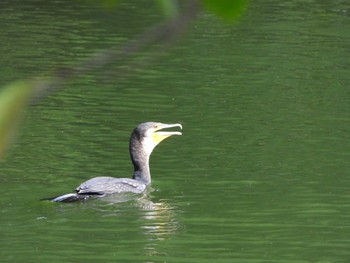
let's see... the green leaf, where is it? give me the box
[155,0,179,19]
[202,0,249,21]
[0,81,34,158]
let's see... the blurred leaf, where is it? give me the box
[155,0,179,19]
[202,0,249,21]
[0,81,34,158]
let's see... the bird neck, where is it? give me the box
[129,133,152,185]
[133,163,151,185]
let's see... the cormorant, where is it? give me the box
[47,122,182,202]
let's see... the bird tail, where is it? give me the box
[42,193,90,203]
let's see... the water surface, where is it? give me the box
[0,0,349,262]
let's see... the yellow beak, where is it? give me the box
[152,123,182,145]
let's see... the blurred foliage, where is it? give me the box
[82,0,248,20]
[0,0,249,158]
[155,0,179,19]
[202,0,249,21]
[0,81,34,158]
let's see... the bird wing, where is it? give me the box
[76,177,146,195]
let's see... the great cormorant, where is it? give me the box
[47,122,182,202]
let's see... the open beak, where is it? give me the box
[155,123,182,136]
[152,123,182,144]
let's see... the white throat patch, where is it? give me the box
[142,136,157,158]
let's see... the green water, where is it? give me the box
[1,1,349,262]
